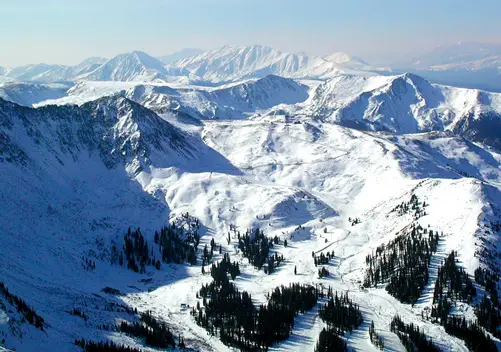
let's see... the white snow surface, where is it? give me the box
[1,92,501,351]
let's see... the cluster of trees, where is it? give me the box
[475,267,499,300]
[391,194,427,219]
[348,217,361,226]
[155,223,200,265]
[237,228,284,273]
[443,316,497,352]
[82,255,96,271]
[74,339,144,352]
[201,238,219,266]
[314,328,347,352]
[207,253,240,284]
[67,308,88,321]
[0,281,45,330]
[318,291,363,335]
[364,224,440,304]
[476,295,501,338]
[429,254,497,350]
[117,311,178,349]
[390,316,439,351]
[474,267,501,338]
[112,217,202,273]
[318,267,329,278]
[111,228,158,273]
[195,259,318,351]
[369,321,384,350]
[313,251,334,266]
[432,251,476,306]
[314,290,362,352]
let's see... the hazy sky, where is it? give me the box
[1,0,501,67]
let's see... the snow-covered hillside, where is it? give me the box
[301,73,501,148]
[127,75,310,119]
[2,92,501,351]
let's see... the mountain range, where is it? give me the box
[2,43,501,352]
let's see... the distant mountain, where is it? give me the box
[323,52,369,68]
[79,51,169,82]
[403,42,501,68]
[1,58,107,83]
[4,64,73,83]
[0,82,70,106]
[165,45,372,83]
[127,74,309,119]
[157,48,204,65]
[303,73,501,148]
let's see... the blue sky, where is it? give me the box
[1,0,500,66]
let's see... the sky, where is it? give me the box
[1,0,501,67]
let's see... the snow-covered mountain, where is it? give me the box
[4,43,501,352]
[2,93,501,351]
[79,51,170,82]
[302,73,501,148]
[165,45,373,83]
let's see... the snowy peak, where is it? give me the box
[165,45,369,83]
[81,51,168,82]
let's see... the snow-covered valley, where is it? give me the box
[2,45,501,352]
